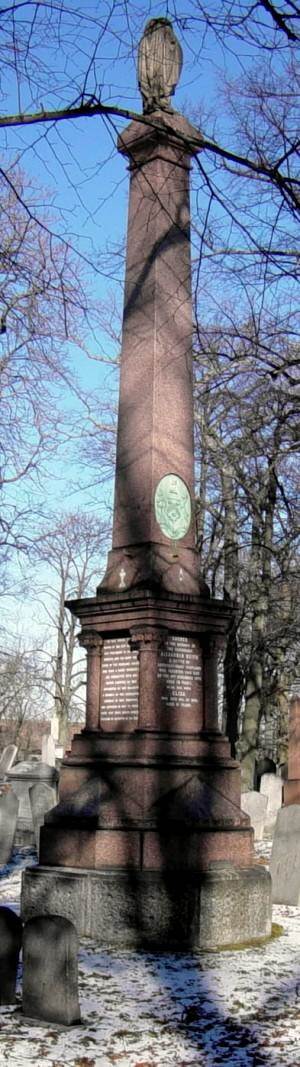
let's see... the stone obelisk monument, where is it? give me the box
[22,19,271,949]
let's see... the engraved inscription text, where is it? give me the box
[101,638,139,722]
[158,635,202,710]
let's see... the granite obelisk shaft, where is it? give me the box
[101,114,204,596]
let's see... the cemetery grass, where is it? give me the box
[0,843,299,1066]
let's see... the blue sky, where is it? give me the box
[1,1,291,646]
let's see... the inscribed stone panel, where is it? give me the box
[101,638,139,723]
[158,635,202,711]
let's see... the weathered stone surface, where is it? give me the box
[0,789,19,865]
[22,865,271,950]
[43,768,247,828]
[0,745,18,777]
[241,791,268,840]
[7,762,58,825]
[284,697,300,805]
[196,864,272,949]
[260,773,282,831]
[100,111,204,598]
[138,18,183,114]
[287,697,300,780]
[29,782,57,852]
[270,805,300,905]
[38,768,254,873]
[22,914,81,1024]
[41,734,56,767]
[0,906,22,1003]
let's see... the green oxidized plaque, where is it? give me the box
[154,474,191,541]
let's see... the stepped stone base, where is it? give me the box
[21,863,271,951]
[22,728,273,950]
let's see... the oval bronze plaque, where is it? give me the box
[154,474,191,541]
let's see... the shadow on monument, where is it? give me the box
[22,17,273,1047]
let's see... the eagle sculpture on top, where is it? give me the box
[138,18,183,114]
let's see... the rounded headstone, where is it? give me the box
[260,773,283,830]
[22,914,81,1025]
[241,791,268,841]
[29,782,57,852]
[270,805,300,905]
[7,763,58,822]
[0,906,22,1004]
[0,744,18,776]
[0,789,19,865]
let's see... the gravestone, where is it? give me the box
[260,773,282,831]
[29,783,57,852]
[0,744,18,778]
[270,805,300,905]
[22,18,271,950]
[22,915,81,1024]
[7,762,58,831]
[51,713,59,742]
[41,734,56,767]
[0,906,22,1003]
[255,757,276,790]
[0,788,19,865]
[241,792,268,841]
[284,696,300,805]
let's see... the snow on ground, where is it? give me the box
[0,845,299,1067]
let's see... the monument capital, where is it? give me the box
[78,630,103,654]
[129,625,165,651]
[117,110,203,163]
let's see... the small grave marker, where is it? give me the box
[29,782,56,852]
[241,791,268,841]
[0,744,18,777]
[22,914,81,1025]
[0,789,19,865]
[0,906,22,1003]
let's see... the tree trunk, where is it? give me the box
[239,464,277,789]
[53,571,66,746]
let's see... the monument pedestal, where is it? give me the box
[22,588,272,948]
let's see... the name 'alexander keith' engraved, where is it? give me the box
[158,635,202,709]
